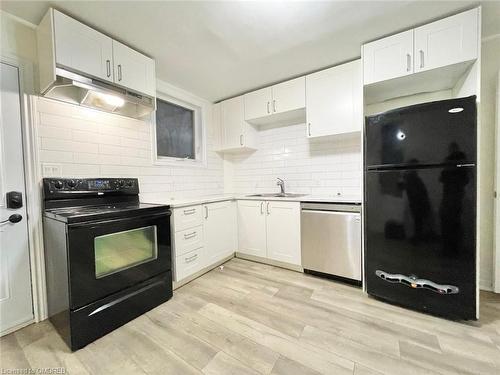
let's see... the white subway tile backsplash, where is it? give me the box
[35,98,224,199]
[226,123,362,199]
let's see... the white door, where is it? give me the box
[414,8,478,74]
[266,201,301,265]
[237,200,267,258]
[204,201,237,265]
[112,40,156,96]
[221,96,244,150]
[0,62,33,335]
[272,77,305,114]
[362,30,414,84]
[53,10,113,82]
[244,87,272,121]
[306,60,362,137]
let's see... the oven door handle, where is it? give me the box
[68,211,171,228]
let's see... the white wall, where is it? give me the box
[34,95,225,200]
[478,36,500,290]
[224,123,362,199]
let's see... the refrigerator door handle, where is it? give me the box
[375,270,459,295]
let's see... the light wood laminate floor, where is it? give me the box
[1,258,499,375]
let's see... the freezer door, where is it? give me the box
[364,166,476,319]
[365,96,476,168]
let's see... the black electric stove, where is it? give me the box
[42,178,173,350]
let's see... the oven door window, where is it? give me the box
[94,225,158,278]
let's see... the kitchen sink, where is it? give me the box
[246,193,307,198]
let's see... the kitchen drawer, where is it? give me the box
[173,205,202,231]
[175,247,203,281]
[174,225,204,257]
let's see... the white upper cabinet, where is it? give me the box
[244,77,305,123]
[112,40,156,96]
[53,10,113,82]
[363,30,414,85]
[363,8,479,86]
[306,59,362,137]
[272,77,305,115]
[244,87,273,120]
[220,96,257,152]
[37,9,156,98]
[414,8,478,74]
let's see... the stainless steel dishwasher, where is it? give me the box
[301,202,362,284]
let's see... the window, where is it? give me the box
[153,94,205,166]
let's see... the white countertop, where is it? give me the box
[141,193,362,208]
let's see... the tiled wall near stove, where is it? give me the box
[224,123,362,198]
[35,97,225,199]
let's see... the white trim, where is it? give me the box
[152,79,211,169]
[1,317,34,337]
[494,70,500,293]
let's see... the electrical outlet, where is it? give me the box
[42,163,62,177]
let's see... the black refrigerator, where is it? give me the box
[364,95,477,320]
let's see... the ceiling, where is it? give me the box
[1,1,498,102]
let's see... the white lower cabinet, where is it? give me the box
[238,200,267,258]
[203,200,237,265]
[266,201,301,265]
[237,200,301,266]
[171,200,237,282]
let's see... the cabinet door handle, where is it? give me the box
[260,201,264,215]
[273,99,276,112]
[118,64,122,81]
[205,206,208,219]
[106,60,111,77]
[184,231,197,239]
[267,101,270,114]
[240,134,244,146]
[183,208,196,215]
[419,50,424,69]
[308,123,312,137]
[406,53,411,72]
[266,202,270,215]
[185,254,198,263]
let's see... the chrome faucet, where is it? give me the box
[276,178,285,196]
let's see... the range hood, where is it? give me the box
[40,68,156,119]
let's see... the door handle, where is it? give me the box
[267,101,270,114]
[106,60,111,77]
[118,64,122,81]
[0,214,22,224]
[205,206,209,219]
[273,99,276,113]
[240,134,244,146]
[260,202,264,215]
[183,208,196,215]
[183,231,197,239]
[419,50,424,69]
[307,123,312,137]
[406,53,411,72]
[266,202,270,215]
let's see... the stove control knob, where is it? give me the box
[67,179,77,188]
[54,180,64,189]
[118,180,125,188]
[126,180,133,187]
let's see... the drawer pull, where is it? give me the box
[183,231,197,239]
[183,208,196,215]
[185,254,198,263]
